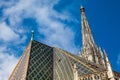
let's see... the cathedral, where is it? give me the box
[9,6,120,80]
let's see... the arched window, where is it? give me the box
[94,76,97,79]
[90,77,93,80]
[97,75,99,79]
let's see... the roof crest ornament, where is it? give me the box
[31,30,34,41]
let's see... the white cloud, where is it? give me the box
[34,5,78,53]
[0,22,26,44]
[2,0,79,53]
[3,0,72,27]
[0,46,19,80]
[0,22,19,42]
[0,0,17,8]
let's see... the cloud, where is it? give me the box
[2,0,79,53]
[0,21,26,44]
[34,6,78,53]
[0,46,19,80]
[3,0,72,26]
[0,0,17,8]
[0,22,19,42]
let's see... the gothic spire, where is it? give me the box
[80,6,96,49]
[80,6,102,64]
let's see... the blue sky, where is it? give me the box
[0,0,120,79]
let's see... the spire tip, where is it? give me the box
[31,30,34,41]
[81,5,83,9]
[31,30,34,33]
[80,5,85,12]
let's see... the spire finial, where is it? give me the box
[81,5,83,9]
[31,30,34,41]
[80,5,85,12]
